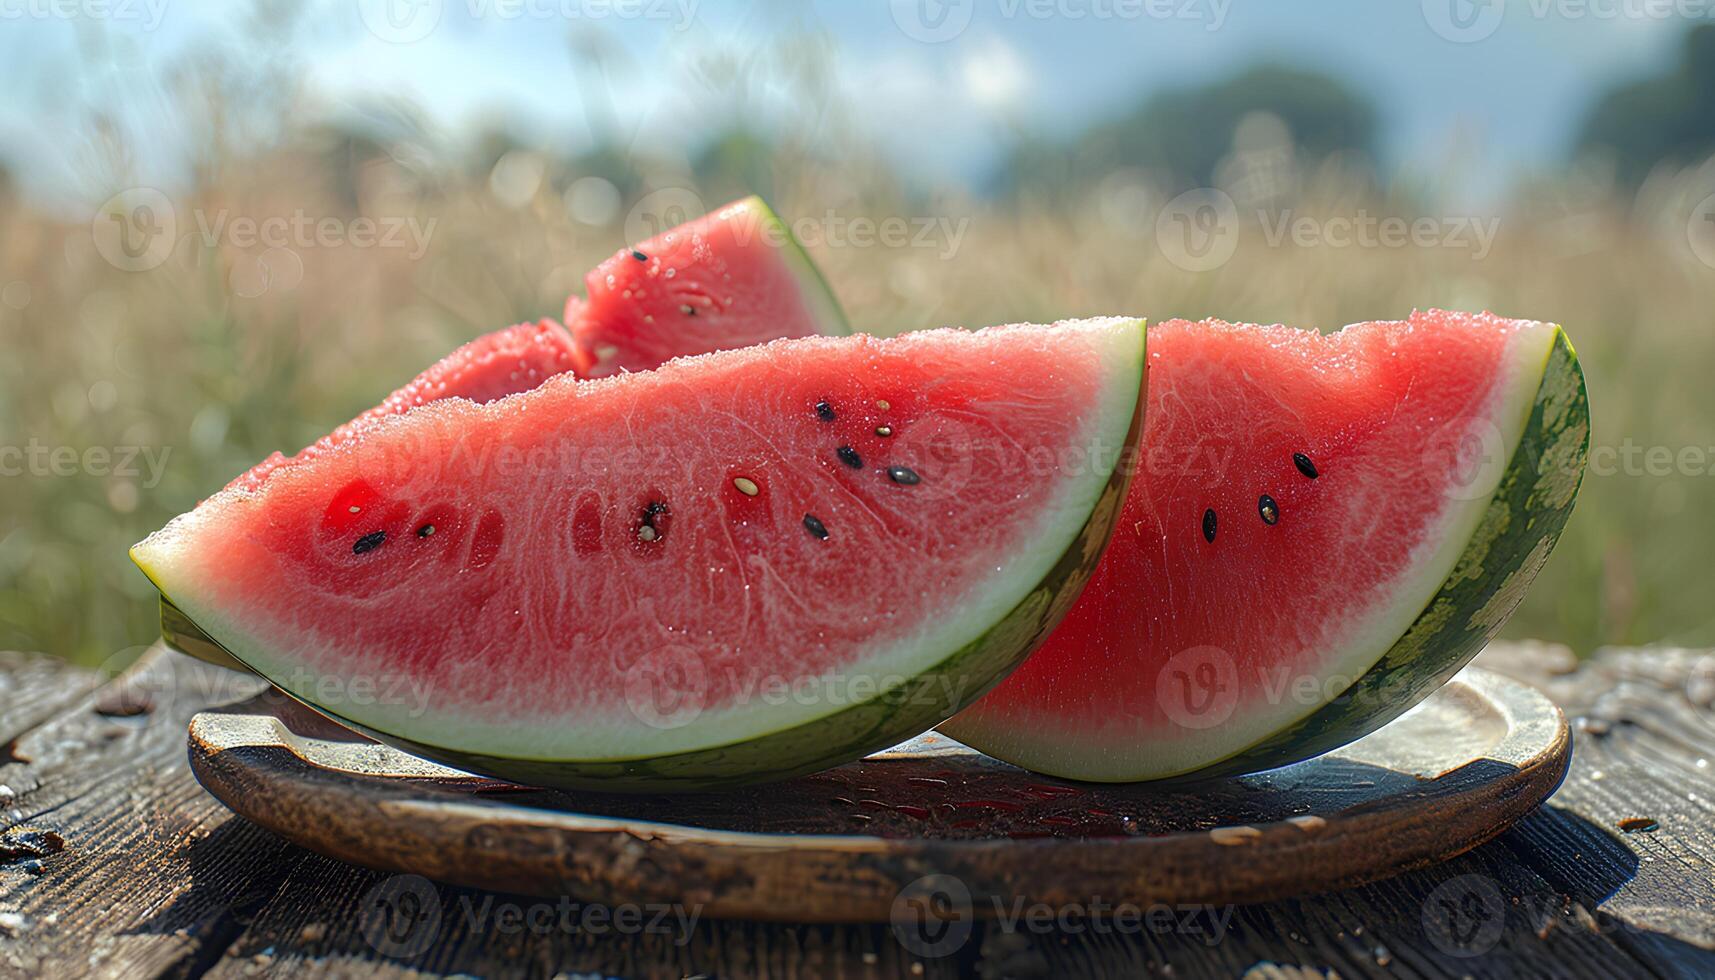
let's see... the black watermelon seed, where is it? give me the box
[1258,494,1279,525]
[353,530,386,555]
[803,514,830,540]
[416,524,435,538]
[680,303,697,316]
[632,501,669,541]
[837,445,863,469]
[887,465,921,486]
[1293,452,1319,479]
[630,249,648,262]
[815,400,836,422]
[1202,509,1217,543]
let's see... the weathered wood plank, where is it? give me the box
[0,651,99,752]
[0,647,288,978]
[1488,644,1715,978]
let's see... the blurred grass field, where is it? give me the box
[2,78,1713,668]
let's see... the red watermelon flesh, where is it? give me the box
[230,319,585,494]
[943,310,1588,781]
[571,196,848,376]
[134,319,1145,789]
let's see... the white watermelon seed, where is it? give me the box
[733,477,759,496]
[875,425,892,437]
[876,400,890,410]
[637,526,659,542]
[348,505,362,514]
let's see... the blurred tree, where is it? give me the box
[999,64,1377,196]
[1577,25,1715,184]
[470,125,534,180]
[0,157,15,218]
[563,146,650,200]
[693,128,778,202]
[296,104,431,212]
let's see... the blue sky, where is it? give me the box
[0,0,1697,212]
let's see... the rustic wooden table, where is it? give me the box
[1,642,1712,979]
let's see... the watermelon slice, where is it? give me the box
[570,196,848,376]
[174,197,847,675]
[133,319,1146,790]
[941,311,1590,782]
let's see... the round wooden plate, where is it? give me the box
[188,667,1568,922]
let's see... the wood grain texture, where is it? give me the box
[0,641,1710,979]
[0,649,282,978]
[0,651,99,753]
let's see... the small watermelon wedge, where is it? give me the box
[134,319,1145,790]
[941,311,1590,782]
[569,196,848,376]
[227,196,843,494]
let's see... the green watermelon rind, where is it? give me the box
[160,595,250,673]
[1168,325,1590,782]
[744,195,852,338]
[153,322,1146,791]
